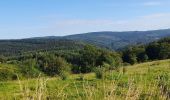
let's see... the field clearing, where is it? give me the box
[0,59,170,100]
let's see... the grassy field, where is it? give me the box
[0,59,170,100]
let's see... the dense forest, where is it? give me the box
[122,37,170,64]
[0,37,170,81]
[50,29,170,49]
[0,39,85,57]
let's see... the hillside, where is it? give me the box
[26,29,170,50]
[0,59,170,99]
[0,29,170,58]
[0,35,169,100]
[64,29,170,50]
[0,39,85,57]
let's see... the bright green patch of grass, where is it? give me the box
[0,59,170,99]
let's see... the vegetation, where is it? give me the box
[0,59,170,100]
[122,37,170,64]
[65,29,170,50]
[0,37,170,81]
[0,36,170,99]
[1,29,170,57]
[0,39,84,57]
[0,43,122,81]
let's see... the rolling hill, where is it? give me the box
[0,29,170,57]
[0,39,85,57]
[33,29,170,50]
[63,29,170,50]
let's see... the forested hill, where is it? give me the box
[0,39,85,57]
[63,29,170,50]
[0,29,170,57]
[29,29,170,50]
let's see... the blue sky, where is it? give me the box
[0,0,170,39]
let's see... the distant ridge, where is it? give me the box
[63,29,170,49]
[1,29,170,52]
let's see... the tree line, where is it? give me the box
[0,37,170,80]
[122,37,170,64]
[0,45,122,79]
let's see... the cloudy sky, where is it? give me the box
[0,0,170,39]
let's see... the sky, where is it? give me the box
[0,0,170,39]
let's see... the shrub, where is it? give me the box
[19,59,41,78]
[94,67,106,79]
[0,68,17,81]
[37,54,71,77]
[59,71,69,80]
[12,74,18,80]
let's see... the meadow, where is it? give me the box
[0,59,170,100]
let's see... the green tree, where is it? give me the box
[122,48,137,65]
[79,45,100,73]
[20,59,40,78]
[37,54,71,77]
[146,43,160,60]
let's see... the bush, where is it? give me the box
[12,74,18,80]
[0,69,17,81]
[94,67,106,79]
[19,59,41,78]
[37,54,71,77]
[0,55,6,63]
[59,71,69,80]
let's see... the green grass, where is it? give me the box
[0,59,170,100]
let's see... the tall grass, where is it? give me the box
[15,75,48,100]
[1,59,170,100]
[15,72,170,100]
